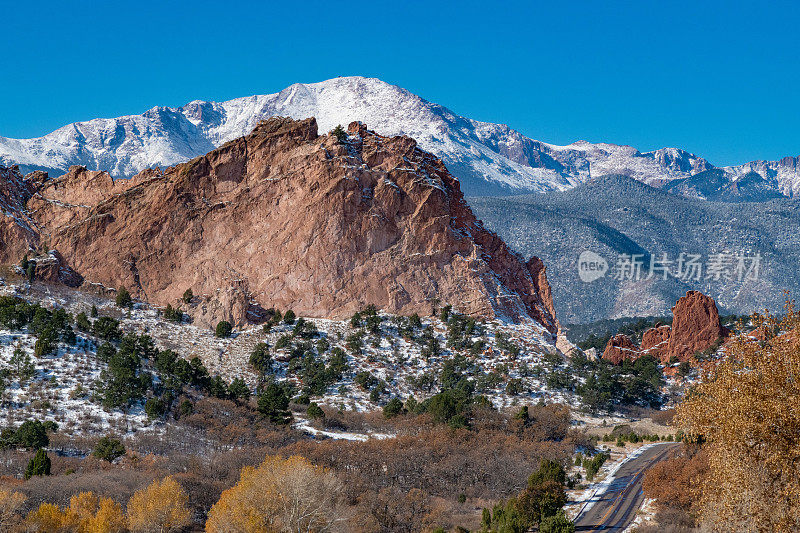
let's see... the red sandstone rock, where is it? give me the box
[32,250,83,287]
[666,290,728,362]
[0,166,39,261]
[602,334,640,364]
[0,118,558,332]
[600,292,727,365]
[640,325,671,361]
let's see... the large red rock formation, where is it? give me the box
[602,334,640,365]
[0,118,558,332]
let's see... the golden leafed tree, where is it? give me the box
[677,303,800,532]
[24,491,126,533]
[24,502,67,532]
[0,489,27,533]
[127,476,192,533]
[205,455,344,533]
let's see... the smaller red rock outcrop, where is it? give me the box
[640,325,671,360]
[32,250,84,287]
[600,291,728,364]
[602,334,640,365]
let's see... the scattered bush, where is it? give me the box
[215,320,233,338]
[115,287,133,308]
[93,436,126,463]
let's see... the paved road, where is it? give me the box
[574,443,679,532]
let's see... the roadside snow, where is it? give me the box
[568,443,659,521]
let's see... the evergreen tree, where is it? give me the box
[24,449,51,479]
[10,348,35,383]
[383,397,404,418]
[13,420,49,449]
[228,378,251,403]
[145,397,166,420]
[115,287,133,308]
[257,383,292,425]
[306,402,325,420]
[249,342,272,376]
[215,321,233,338]
[93,436,126,462]
[76,311,91,332]
[330,124,347,143]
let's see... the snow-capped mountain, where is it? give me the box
[1,76,799,197]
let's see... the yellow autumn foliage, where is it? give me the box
[205,455,343,533]
[677,303,800,532]
[24,492,125,533]
[25,502,67,531]
[127,476,192,533]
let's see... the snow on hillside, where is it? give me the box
[2,76,798,197]
[0,280,579,439]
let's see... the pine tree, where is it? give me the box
[383,397,404,418]
[248,342,272,376]
[306,402,325,420]
[215,320,233,338]
[330,124,347,143]
[93,436,125,463]
[257,384,291,425]
[115,287,133,308]
[24,449,51,479]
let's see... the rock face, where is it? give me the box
[0,118,558,332]
[602,334,639,365]
[0,166,39,262]
[32,250,84,287]
[640,325,671,360]
[665,290,728,362]
[600,290,727,364]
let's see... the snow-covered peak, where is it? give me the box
[1,76,799,197]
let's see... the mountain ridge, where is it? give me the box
[470,174,800,322]
[2,76,799,198]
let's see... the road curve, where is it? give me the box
[574,442,680,532]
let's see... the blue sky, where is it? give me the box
[1,0,798,166]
